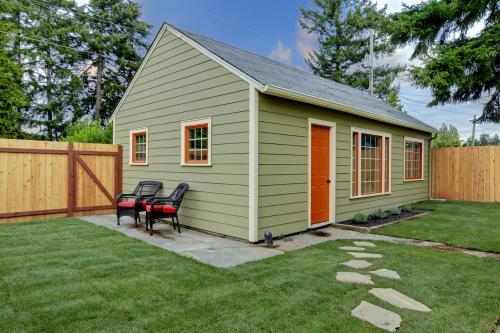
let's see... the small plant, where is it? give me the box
[352,213,368,223]
[370,209,388,219]
[390,207,402,215]
[400,204,412,212]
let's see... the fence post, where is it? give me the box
[114,145,122,206]
[67,142,75,215]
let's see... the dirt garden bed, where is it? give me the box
[334,210,428,232]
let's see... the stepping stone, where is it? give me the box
[339,246,365,251]
[369,288,432,312]
[336,272,374,285]
[370,269,401,280]
[348,252,383,259]
[342,259,373,269]
[354,241,377,247]
[351,301,402,332]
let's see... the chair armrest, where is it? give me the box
[151,196,174,205]
[116,193,136,203]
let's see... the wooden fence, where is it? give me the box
[0,139,122,223]
[432,146,500,202]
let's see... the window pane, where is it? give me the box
[185,124,209,163]
[360,134,382,195]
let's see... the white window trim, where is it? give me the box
[181,117,212,167]
[308,118,336,229]
[403,136,425,182]
[129,127,148,166]
[350,127,392,199]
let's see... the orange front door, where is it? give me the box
[311,125,330,224]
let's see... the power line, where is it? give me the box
[1,29,138,65]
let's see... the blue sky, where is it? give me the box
[130,0,499,138]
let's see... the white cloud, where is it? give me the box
[296,22,317,63]
[375,0,422,13]
[268,40,292,63]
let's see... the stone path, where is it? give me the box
[339,246,365,251]
[273,227,500,259]
[336,272,374,285]
[369,288,432,312]
[342,259,373,269]
[369,269,400,280]
[351,301,402,332]
[335,241,432,331]
[348,252,383,259]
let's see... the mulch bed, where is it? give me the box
[338,210,426,228]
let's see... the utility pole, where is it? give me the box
[470,114,477,146]
[368,28,374,95]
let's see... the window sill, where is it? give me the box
[180,163,212,167]
[129,162,148,166]
[350,191,391,200]
[404,178,424,182]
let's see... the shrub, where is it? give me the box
[400,204,412,212]
[370,209,388,219]
[62,121,113,144]
[352,213,368,223]
[390,207,402,215]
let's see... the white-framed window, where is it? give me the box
[351,127,391,198]
[129,128,148,165]
[181,117,212,166]
[404,137,424,181]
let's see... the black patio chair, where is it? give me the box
[146,183,189,236]
[116,181,163,226]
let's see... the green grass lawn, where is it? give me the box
[374,200,500,253]
[0,218,499,332]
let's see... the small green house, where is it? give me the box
[112,23,436,242]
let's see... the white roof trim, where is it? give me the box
[111,23,435,134]
[261,85,437,133]
[165,24,265,90]
[110,24,168,120]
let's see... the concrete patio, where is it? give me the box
[79,214,499,268]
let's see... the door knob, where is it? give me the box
[327,179,331,183]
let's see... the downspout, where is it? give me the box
[428,133,437,199]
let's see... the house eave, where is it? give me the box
[261,85,437,134]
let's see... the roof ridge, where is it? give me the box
[168,23,379,99]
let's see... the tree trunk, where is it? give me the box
[95,55,104,120]
[46,47,53,140]
[15,10,23,133]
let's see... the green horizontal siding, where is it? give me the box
[257,94,431,240]
[115,29,249,240]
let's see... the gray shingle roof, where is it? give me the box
[172,25,436,133]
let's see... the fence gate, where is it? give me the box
[0,139,122,223]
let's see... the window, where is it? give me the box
[351,128,391,197]
[130,128,148,165]
[404,137,424,181]
[181,118,211,166]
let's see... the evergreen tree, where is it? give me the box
[300,0,404,109]
[432,123,461,148]
[0,1,27,138]
[391,0,499,123]
[464,133,500,146]
[80,0,151,121]
[19,0,85,140]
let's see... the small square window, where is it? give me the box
[181,118,211,166]
[130,128,148,165]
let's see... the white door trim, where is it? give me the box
[308,118,336,229]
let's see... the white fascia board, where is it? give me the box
[261,85,437,134]
[166,24,265,91]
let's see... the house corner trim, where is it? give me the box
[249,86,259,242]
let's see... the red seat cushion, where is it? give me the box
[145,204,177,214]
[118,201,136,208]
[145,205,163,213]
[162,205,177,214]
[139,200,149,208]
